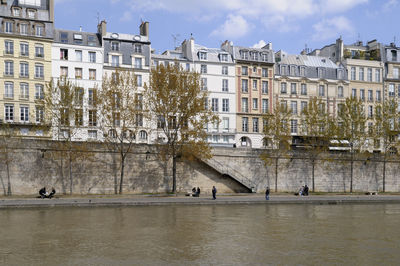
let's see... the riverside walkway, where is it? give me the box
[1,194,400,209]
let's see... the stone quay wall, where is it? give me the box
[1,139,399,195]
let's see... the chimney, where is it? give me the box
[140,21,149,37]
[97,20,107,37]
[49,0,54,22]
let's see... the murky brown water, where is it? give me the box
[0,204,399,265]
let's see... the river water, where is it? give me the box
[1,204,399,265]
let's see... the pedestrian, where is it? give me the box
[265,186,270,200]
[304,185,309,196]
[212,186,217,200]
[197,187,201,197]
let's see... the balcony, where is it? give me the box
[4,94,14,99]
[4,72,14,77]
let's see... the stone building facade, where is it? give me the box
[0,0,54,138]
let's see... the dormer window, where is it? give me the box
[134,44,142,53]
[299,66,305,76]
[111,42,120,51]
[251,52,258,61]
[220,54,228,62]
[281,65,287,75]
[337,69,344,79]
[261,53,268,61]
[27,9,36,19]
[240,50,249,60]
[88,35,97,46]
[199,51,207,60]
[73,34,83,45]
[20,24,28,35]
[4,21,13,33]
[35,25,44,36]
[13,8,21,17]
[318,68,325,78]
[290,65,296,76]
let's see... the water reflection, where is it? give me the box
[1,204,400,265]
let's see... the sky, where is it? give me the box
[54,0,400,54]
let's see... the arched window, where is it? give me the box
[139,130,148,140]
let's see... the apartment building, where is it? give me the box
[221,41,274,148]
[0,0,54,137]
[51,28,103,141]
[383,43,400,103]
[97,20,152,144]
[274,52,349,137]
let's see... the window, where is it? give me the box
[35,106,44,123]
[252,98,258,110]
[88,110,97,127]
[20,24,28,35]
[352,88,357,98]
[27,9,36,18]
[139,131,147,140]
[394,68,399,79]
[337,69,343,79]
[60,66,68,77]
[242,117,248,132]
[253,118,259,133]
[376,90,381,102]
[360,89,365,101]
[281,82,287,94]
[19,43,29,56]
[301,84,307,95]
[112,55,119,67]
[375,69,381,82]
[75,109,83,126]
[134,58,142,69]
[135,114,143,127]
[88,130,97,139]
[200,65,207,74]
[60,49,68,60]
[318,68,324,78]
[75,50,82,62]
[75,87,84,106]
[20,62,29,78]
[252,80,258,90]
[301,101,307,113]
[134,75,141,87]
[367,68,373,81]
[5,105,14,122]
[60,32,68,43]
[201,78,207,90]
[338,86,344,98]
[291,83,297,95]
[157,116,166,129]
[134,44,142,53]
[242,66,248,75]
[222,99,229,112]
[241,51,249,60]
[318,85,325,96]
[35,44,44,58]
[222,66,228,75]
[20,83,29,99]
[75,68,82,79]
[4,40,14,54]
[220,54,228,62]
[242,98,248,112]
[89,69,96,80]
[186,63,190,71]
[5,61,14,76]
[36,25,44,37]
[88,35,97,46]
[89,52,96,63]
[35,84,44,99]
[222,117,229,130]
[35,64,44,78]
[262,99,268,113]
[389,84,395,97]
[5,21,13,33]
[111,42,120,51]
[262,81,268,94]
[351,67,356,80]
[261,53,269,61]
[262,68,268,77]
[211,98,218,112]
[199,52,207,60]
[368,106,373,118]
[222,79,228,92]
[241,79,248,93]
[291,101,297,115]
[88,89,96,106]
[300,67,305,77]
[13,8,21,16]
[291,120,298,134]
[368,90,373,101]
[251,52,259,61]
[4,82,14,98]
[359,68,364,81]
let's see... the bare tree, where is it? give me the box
[0,123,15,196]
[144,63,218,193]
[98,69,145,194]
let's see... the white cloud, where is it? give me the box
[319,0,368,13]
[312,16,354,41]
[383,0,398,11]
[252,40,267,48]
[120,11,132,22]
[210,14,252,39]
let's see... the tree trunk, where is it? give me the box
[312,159,315,192]
[6,161,11,196]
[275,157,278,192]
[0,173,6,196]
[119,154,125,194]
[383,156,386,193]
[350,153,353,193]
[172,155,177,194]
[60,156,66,195]
[69,151,73,195]
[113,153,118,194]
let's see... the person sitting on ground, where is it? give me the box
[299,186,304,196]
[192,187,196,195]
[304,185,309,196]
[39,187,46,199]
[197,187,201,197]
[48,187,56,199]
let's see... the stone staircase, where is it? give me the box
[202,157,255,192]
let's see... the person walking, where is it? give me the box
[265,187,270,200]
[212,186,217,200]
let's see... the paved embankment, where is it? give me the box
[1,194,400,209]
